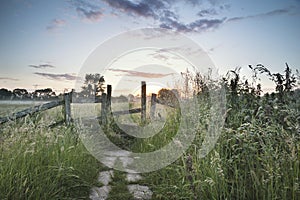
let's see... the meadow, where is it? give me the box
[0,65,299,199]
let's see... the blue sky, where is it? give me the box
[0,0,299,94]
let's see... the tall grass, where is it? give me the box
[0,110,101,199]
[127,65,299,199]
[131,96,299,199]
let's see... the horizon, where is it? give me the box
[0,62,299,96]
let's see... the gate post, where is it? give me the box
[141,81,146,124]
[101,93,107,125]
[150,93,157,119]
[63,91,72,125]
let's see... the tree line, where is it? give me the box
[0,73,106,101]
[0,88,58,100]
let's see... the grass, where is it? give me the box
[0,80,299,199]
[0,104,33,116]
[131,115,299,199]
[120,91,299,199]
[0,107,102,200]
[107,170,134,200]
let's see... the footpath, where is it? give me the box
[89,150,153,200]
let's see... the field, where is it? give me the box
[0,101,46,116]
[0,70,299,199]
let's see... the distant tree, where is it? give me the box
[0,88,13,100]
[158,88,179,106]
[81,73,105,98]
[34,88,53,99]
[50,91,56,97]
[128,94,134,102]
[114,95,128,102]
[13,88,28,99]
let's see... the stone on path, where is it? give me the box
[101,150,133,169]
[126,173,143,182]
[89,186,111,200]
[89,170,114,200]
[98,170,114,186]
[90,151,153,199]
[127,184,153,200]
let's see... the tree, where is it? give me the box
[158,88,179,106]
[13,88,28,99]
[0,88,13,100]
[128,94,134,102]
[34,88,53,99]
[81,73,105,98]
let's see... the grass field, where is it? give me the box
[0,105,104,199]
[0,101,43,116]
[0,77,299,199]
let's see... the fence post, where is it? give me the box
[150,93,156,119]
[101,93,107,125]
[106,85,112,124]
[106,85,112,112]
[63,91,72,125]
[141,81,146,124]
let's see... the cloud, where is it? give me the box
[102,0,175,20]
[152,53,170,61]
[159,19,189,32]
[160,17,225,33]
[47,19,66,31]
[149,46,204,61]
[34,72,78,81]
[102,0,158,18]
[184,0,201,6]
[189,18,225,31]
[70,0,104,22]
[76,7,103,22]
[29,64,55,69]
[227,8,292,22]
[197,8,218,17]
[0,77,19,81]
[68,0,226,32]
[109,69,174,78]
[100,0,226,32]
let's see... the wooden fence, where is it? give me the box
[0,81,176,126]
[99,81,147,126]
[99,81,177,126]
[0,92,73,125]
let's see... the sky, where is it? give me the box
[0,0,299,95]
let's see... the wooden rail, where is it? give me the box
[112,108,142,115]
[0,92,72,125]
